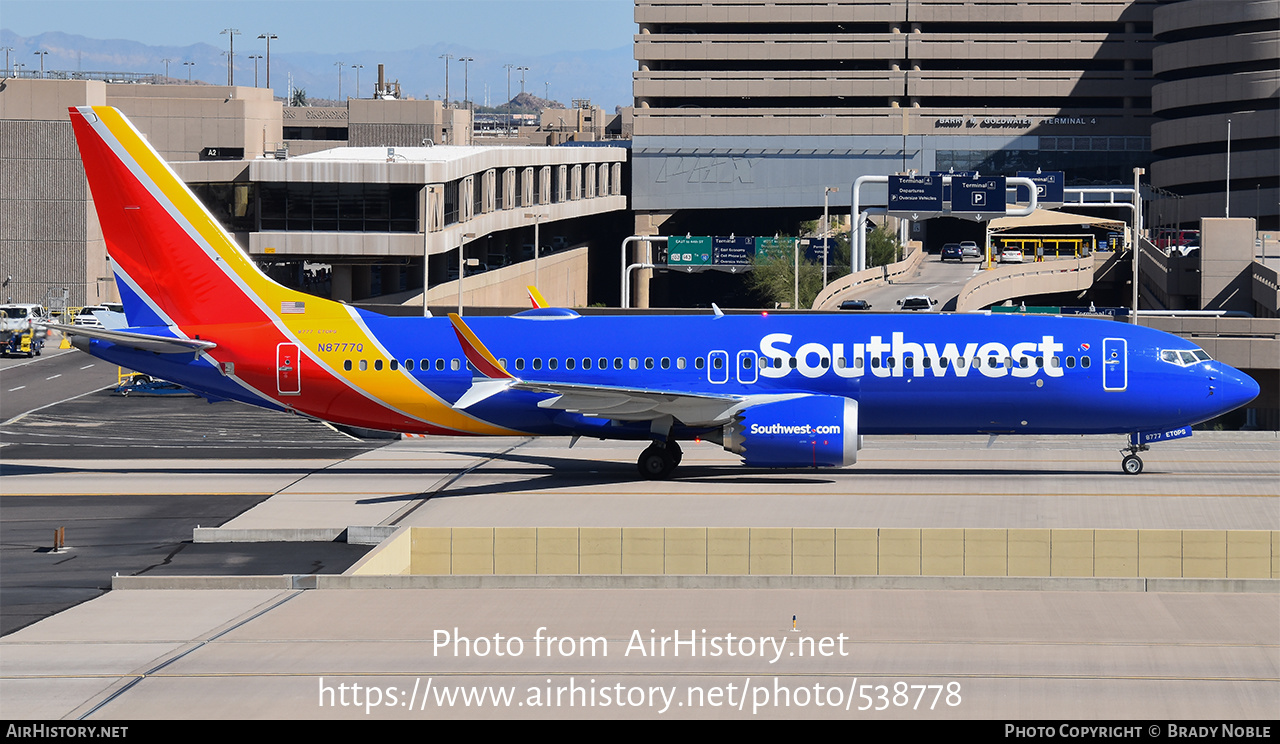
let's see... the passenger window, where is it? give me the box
[855,357,864,370]
[421,359,429,371]
[532,358,542,370]
[694,357,705,370]
[374,360,384,371]
[390,359,399,371]
[565,358,575,370]
[871,357,880,369]
[1066,356,1076,368]
[905,357,914,369]
[452,359,461,371]
[406,359,415,371]
[1049,357,1059,368]
[645,358,654,370]
[344,360,352,371]
[515,358,525,371]
[629,358,638,370]
[677,357,687,370]
[436,358,445,371]
[888,357,896,369]
[660,357,670,369]
[742,356,753,369]
[499,358,507,369]
[712,356,723,370]
[1019,357,1029,368]
[599,358,608,370]
[836,357,845,369]
[582,358,592,370]
[549,358,558,370]
[359,360,368,371]
[1081,356,1091,368]
[613,358,623,370]
[987,357,998,369]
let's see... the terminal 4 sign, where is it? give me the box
[888,175,944,220]
[1015,171,1065,208]
[951,176,1006,222]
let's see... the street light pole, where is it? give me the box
[504,64,514,135]
[1132,167,1145,325]
[525,212,545,290]
[33,50,47,77]
[352,64,363,98]
[248,55,262,87]
[220,29,240,86]
[162,58,172,79]
[183,61,195,82]
[822,186,839,287]
[518,66,529,95]
[334,61,344,100]
[459,57,473,110]
[257,33,277,90]
[439,53,453,107]
[458,232,476,316]
[1225,118,1232,218]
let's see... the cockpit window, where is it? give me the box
[1160,348,1212,367]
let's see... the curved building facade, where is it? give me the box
[1150,0,1279,229]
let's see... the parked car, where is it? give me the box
[839,299,872,311]
[897,295,937,311]
[73,305,108,327]
[1000,249,1026,264]
[940,243,963,262]
[960,241,981,259]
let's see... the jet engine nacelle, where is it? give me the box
[723,395,860,467]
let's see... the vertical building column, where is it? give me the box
[331,264,353,302]
[352,265,372,300]
[631,211,673,309]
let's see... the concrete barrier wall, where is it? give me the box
[812,245,923,310]
[955,255,1096,312]
[352,526,1280,579]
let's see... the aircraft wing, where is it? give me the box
[42,323,217,354]
[513,380,805,426]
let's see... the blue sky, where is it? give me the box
[2,0,637,106]
[1,0,636,55]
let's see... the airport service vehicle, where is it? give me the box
[897,296,937,312]
[940,243,963,262]
[960,241,981,260]
[0,303,47,357]
[1001,249,1026,264]
[74,305,109,327]
[53,107,1259,478]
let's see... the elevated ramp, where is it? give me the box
[955,255,1097,312]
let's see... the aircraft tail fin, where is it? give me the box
[527,285,550,309]
[68,106,321,329]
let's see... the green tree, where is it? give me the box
[865,224,902,268]
[746,240,825,309]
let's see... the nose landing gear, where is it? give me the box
[1120,441,1149,475]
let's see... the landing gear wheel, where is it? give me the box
[637,445,675,480]
[666,439,683,466]
[1121,454,1143,475]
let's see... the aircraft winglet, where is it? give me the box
[448,313,514,379]
[527,286,550,309]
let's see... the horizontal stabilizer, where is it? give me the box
[42,323,217,354]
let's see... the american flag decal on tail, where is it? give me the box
[281,301,305,314]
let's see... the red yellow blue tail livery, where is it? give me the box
[58,107,1259,478]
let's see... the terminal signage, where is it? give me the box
[1015,171,1065,208]
[755,236,796,260]
[951,176,1006,221]
[667,236,712,268]
[930,171,977,203]
[804,238,837,263]
[712,236,754,267]
[888,175,944,220]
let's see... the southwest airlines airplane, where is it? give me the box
[54,106,1259,478]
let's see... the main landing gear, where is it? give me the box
[1120,442,1149,475]
[638,439,683,479]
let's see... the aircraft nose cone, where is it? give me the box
[1213,365,1260,414]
